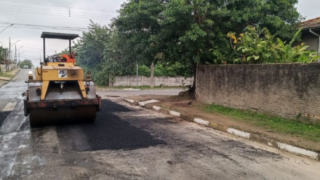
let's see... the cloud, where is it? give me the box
[297,0,320,20]
[0,0,126,66]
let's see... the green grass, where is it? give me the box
[0,72,14,78]
[202,104,320,142]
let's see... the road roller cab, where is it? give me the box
[24,32,101,127]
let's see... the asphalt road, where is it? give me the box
[0,70,320,180]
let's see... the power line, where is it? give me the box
[22,46,56,52]
[0,0,117,13]
[0,4,116,17]
[0,26,85,31]
[0,5,115,18]
[0,8,113,20]
[0,22,88,32]
[0,21,88,30]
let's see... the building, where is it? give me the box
[300,17,320,54]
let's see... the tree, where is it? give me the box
[19,59,33,68]
[74,21,111,82]
[114,0,165,87]
[156,0,302,91]
[114,0,302,92]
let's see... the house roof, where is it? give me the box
[301,17,320,30]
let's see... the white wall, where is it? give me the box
[0,64,16,72]
[113,76,193,87]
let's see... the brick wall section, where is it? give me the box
[196,64,320,124]
[113,76,193,87]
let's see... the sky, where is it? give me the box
[0,0,319,66]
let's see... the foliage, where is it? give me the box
[19,59,33,68]
[74,21,111,80]
[227,26,320,64]
[75,0,304,87]
[132,62,193,77]
[113,0,302,89]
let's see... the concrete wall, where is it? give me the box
[0,64,16,72]
[196,64,320,124]
[113,76,193,87]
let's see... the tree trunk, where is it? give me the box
[150,61,154,88]
[189,61,197,98]
[109,73,113,87]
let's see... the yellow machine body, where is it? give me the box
[24,32,101,127]
[35,62,87,100]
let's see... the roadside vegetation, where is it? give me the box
[71,0,314,88]
[18,59,33,69]
[227,26,320,64]
[0,72,14,78]
[202,104,320,142]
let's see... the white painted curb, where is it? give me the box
[138,99,159,107]
[277,142,318,160]
[170,111,181,117]
[153,106,161,111]
[123,88,141,91]
[227,128,251,139]
[194,118,209,126]
[125,99,135,103]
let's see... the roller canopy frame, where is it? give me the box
[41,32,79,62]
[41,32,79,40]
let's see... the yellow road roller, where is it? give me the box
[24,32,101,127]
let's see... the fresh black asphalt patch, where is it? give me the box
[0,111,10,127]
[56,100,165,151]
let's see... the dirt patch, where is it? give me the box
[129,95,320,152]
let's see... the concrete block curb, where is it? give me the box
[276,142,319,160]
[169,111,180,117]
[0,77,11,81]
[123,99,320,161]
[227,128,251,139]
[125,99,135,103]
[123,88,141,91]
[138,100,160,107]
[194,118,209,126]
[153,106,161,111]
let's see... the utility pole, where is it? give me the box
[14,45,17,63]
[1,49,5,73]
[7,38,11,72]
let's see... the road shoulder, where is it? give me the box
[0,68,21,88]
[124,95,320,161]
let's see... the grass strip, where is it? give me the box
[0,72,14,78]
[202,104,320,142]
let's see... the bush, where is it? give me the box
[227,26,320,64]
